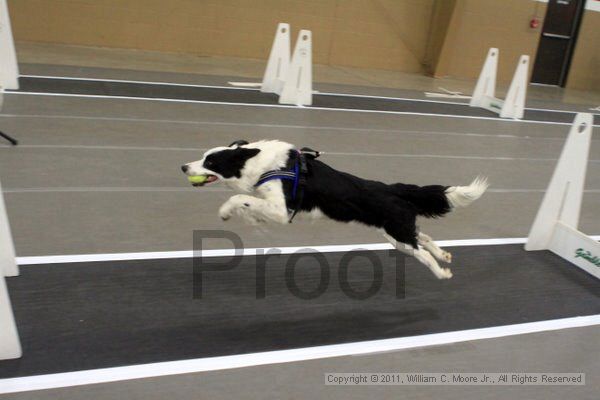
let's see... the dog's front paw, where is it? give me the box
[441,251,452,263]
[437,268,453,279]
[219,195,252,221]
[218,203,234,221]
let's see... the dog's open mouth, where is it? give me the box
[188,174,219,187]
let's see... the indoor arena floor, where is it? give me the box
[0,56,599,399]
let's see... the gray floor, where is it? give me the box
[1,64,599,399]
[1,66,598,256]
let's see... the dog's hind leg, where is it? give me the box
[418,232,452,263]
[382,231,453,279]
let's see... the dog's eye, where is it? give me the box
[205,161,213,167]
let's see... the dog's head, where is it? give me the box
[181,140,261,187]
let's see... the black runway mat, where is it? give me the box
[14,77,600,125]
[1,244,599,378]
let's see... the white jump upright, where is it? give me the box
[470,48,529,120]
[279,29,312,106]
[525,113,600,280]
[260,23,290,95]
[0,179,18,277]
[0,178,22,360]
[231,23,313,107]
[0,0,19,90]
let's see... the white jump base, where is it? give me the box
[525,113,600,280]
[470,48,529,120]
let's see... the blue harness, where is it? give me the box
[253,148,319,222]
[254,158,301,200]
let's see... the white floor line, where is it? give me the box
[15,236,600,265]
[327,151,600,163]
[488,188,600,193]
[7,92,599,128]
[1,314,598,394]
[19,74,258,92]
[0,114,583,142]
[5,144,599,164]
[1,144,204,151]
[19,74,600,117]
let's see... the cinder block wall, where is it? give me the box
[6,0,599,91]
[7,0,435,73]
[432,0,545,83]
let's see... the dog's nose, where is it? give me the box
[181,165,189,173]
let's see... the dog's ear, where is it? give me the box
[229,140,249,147]
[226,147,260,177]
[234,147,260,160]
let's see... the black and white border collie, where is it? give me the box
[182,140,488,279]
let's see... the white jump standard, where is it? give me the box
[525,113,600,280]
[0,0,18,90]
[260,23,290,96]
[0,177,22,360]
[230,22,313,107]
[470,48,529,120]
[278,30,312,106]
[0,0,22,360]
[0,0,19,145]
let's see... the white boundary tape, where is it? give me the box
[0,314,598,393]
[8,91,599,128]
[15,236,600,266]
[4,236,600,390]
[17,74,600,118]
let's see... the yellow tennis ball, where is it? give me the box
[188,175,208,184]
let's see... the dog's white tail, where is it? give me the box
[445,176,489,208]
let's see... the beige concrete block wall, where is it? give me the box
[7,0,435,73]
[5,0,598,92]
[433,0,545,83]
[567,9,600,91]
[423,0,456,75]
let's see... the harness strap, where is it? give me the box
[254,148,319,222]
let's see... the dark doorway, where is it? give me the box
[531,0,586,86]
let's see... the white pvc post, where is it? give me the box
[261,23,290,95]
[279,30,312,106]
[525,113,592,250]
[470,48,498,108]
[500,55,529,119]
[0,0,19,90]
[0,178,18,277]
[0,178,21,360]
[0,275,21,360]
